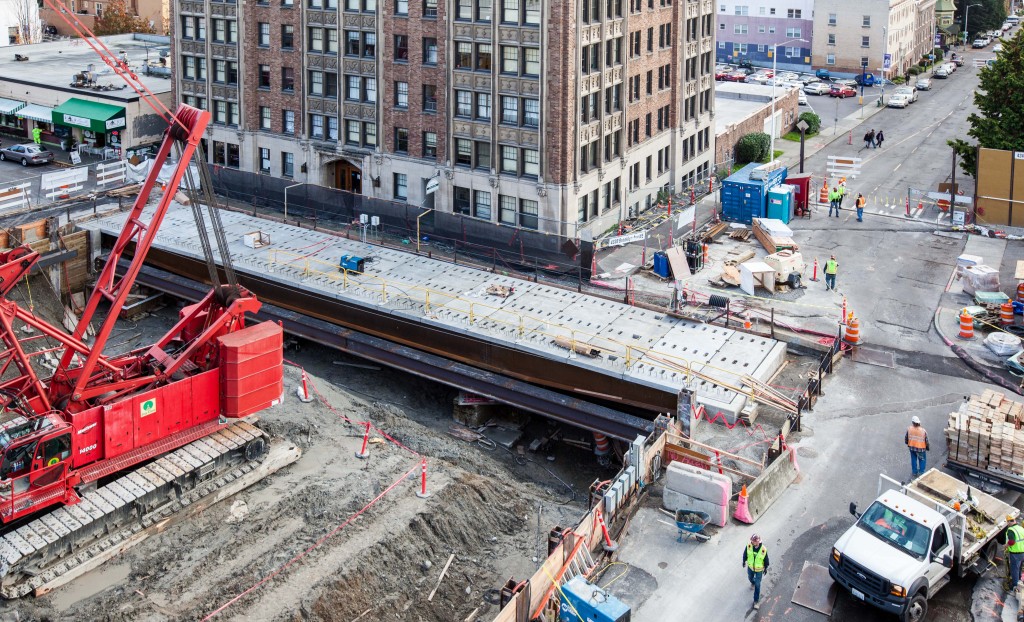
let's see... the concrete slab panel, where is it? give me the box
[664,462,731,504]
[746,449,799,522]
[872,298,933,333]
[791,561,838,616]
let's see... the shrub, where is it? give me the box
[908,66,922,75]
[892,76,906,85]
[933,47,944,61]
[798,111,821,135]
[736,132,771,164]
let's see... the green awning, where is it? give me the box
[52,98,126,133]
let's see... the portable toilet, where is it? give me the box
[783,172,812,217]
[767,186,794,224]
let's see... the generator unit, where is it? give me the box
[559,576,631,622]
[339,254,365,274]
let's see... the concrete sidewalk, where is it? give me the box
[774,98,887,172]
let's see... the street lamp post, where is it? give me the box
[964,4,982,47]
[769,37,808,164]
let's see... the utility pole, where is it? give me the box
[950,147,957,217]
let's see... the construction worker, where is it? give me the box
[31,127,42,145]
[838,178,847,208]
[856,193,866,222]
[828,187,840,217]
[743,534,770,610]
[824,255,838,291]
[905,415,929,478]
[1006,517,1024,591]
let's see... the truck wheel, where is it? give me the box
[902,593,927,622]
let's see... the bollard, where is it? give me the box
[841,297,848,325]
[355,421,372,459]
[848,130,852,145]
[596,510,618,551]
[810,258,819,281]
[296,370,314,403]
[416,458,431,498]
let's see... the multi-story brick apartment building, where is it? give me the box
[171,0,717,237]
[811,0,936,76]
[715,1,813,72]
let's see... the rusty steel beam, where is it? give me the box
[123,261,654,441]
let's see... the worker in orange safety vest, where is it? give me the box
[905,416,929,478]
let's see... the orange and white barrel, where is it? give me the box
[1001,302,1015,327]
[844,317,861,345]
[958,310,975,340]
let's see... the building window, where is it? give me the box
[346,120,360,144]
[475,141,490,170]
[423,38,438,64]
[182,16,195,39]
[478,0,492,20]
[364,77,376,102]
[327,29,339,53]
[501,96,518,124]
[283,110,295,134]
[862,15,871,27]
[363,33,376,57]
[310,114,324,139]
[785,46,799,58]
[328,117,339,140]
[734,4,747,15]
[423,131,437,157]
[364,121,377,146]
[309,27,324,51]
[501,0,519,23]
[828,13,837,26]
[259,148,270,173]
[523,98,539,127]
[282,67,295,92]
[282,152,294,177]
[474,190,492,220]
[523,47,539,75]
[476,93,491,120]
[346,75,360,100]
[310,71,324,95]
[424,0,437,17]
[476,43,492,70]
[455,90,472,116]
[394,173,407,200]
[423,84,437,112]
[281,25,294,49]
[346,31,360,55]
[456,0,471,18]
[786,27,801,38]
[395,81,409,107]
[861,36,870,47]
[522,149,538,178]
[197,17,206,40]
[734,24,747,35]
[499,195,516,224]
[519,199,538,230]
[826,53,835,65]
[828,34,836,45]
[396,0,408,14]
[500,145,517,174]
[455,42,472,69]
[258,64,271,88]
[260,106,271,129]
[524,0,539,24]
[454,186,471,214]
[787,8,801,18]
[455,138,472,166]
[395,35,409,60]
[395,127,409,152]
[501,46,519,73]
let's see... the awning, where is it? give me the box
[16,104,55,123]
[0,98,25,115]
[52,98,126,133]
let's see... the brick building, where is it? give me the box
[171,0,717,237]
[715,0,814,72]
[713,82,798,165]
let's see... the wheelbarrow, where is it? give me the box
[675,509,711,543]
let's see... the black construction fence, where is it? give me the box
[207,165,593,283]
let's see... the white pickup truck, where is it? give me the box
[830,469,1019,622]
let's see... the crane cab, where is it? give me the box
[0,411,73,520]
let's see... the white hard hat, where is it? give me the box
[911,416,921,425]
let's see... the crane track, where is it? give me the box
[0,420,301,599]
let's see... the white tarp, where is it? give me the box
[126,158,200,188]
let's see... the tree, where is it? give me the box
[93,0,155,36]
[10,0,41,44]
[958,0,1007,39]
[736,132,770,164]
[949,30,1024,177]
[798,112,821,135]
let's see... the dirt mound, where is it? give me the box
[309,473,532,622]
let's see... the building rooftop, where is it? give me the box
[714,82,795,135]
[0,34,171,106]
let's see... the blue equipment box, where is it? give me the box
[559,576,631,622]
[339,255,365,274]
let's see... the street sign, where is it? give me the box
[883,54,892,69]
[425,177,440,194]
[796,120,809,132]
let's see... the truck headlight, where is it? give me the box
[890,584,906,597]
[831,548,841,563]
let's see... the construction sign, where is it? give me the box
[826,155,862,179]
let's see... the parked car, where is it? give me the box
[915,78,932,90]
[829,84,857,98]
[737,60,754,70]
[994,43,1004,53]
[776,71,800,81]
[798,91,808,106]
[745,73,771,84]
[887,93,911,108]
[815,68,831,79]
[804,82,832,95]
[0,143,54,166]
[894,85,918,103]
[715,68,731,80]
[973,38,988,48]
[799,74,820,84]
[934,66,950,78]
[726,71,749,81]
[832,78,858,88]
[941,62,956,74]
[855,73,878,86]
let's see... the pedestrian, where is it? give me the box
[863,129,875,149]
[31,127,41,145]
[856,193,866,222]
[905,415,929,478]
[875,130,885,149]
[828,187,840,217]
[824,255,838,291]
[1006,518,1024,591]
[838,178,847,207]
[743,534,770,610]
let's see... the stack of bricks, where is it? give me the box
[945,390,1024,474]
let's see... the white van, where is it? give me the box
[1007,15,1020,25]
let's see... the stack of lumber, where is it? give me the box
[945,390,1024,474]
[752,218,798,254]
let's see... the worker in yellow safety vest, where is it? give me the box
[905,415,929,478]
[828,187,840,218]
[743,534,770,610]
[1005,518,1024,591]
[824,255,838,292]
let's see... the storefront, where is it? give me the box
[51,98,127,157]
[16,103,57,146]
[0,98,25,137]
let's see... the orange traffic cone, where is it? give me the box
[733,484,753,523]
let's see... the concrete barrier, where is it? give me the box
[665,462,732,504]
[745,448,799,522]
[664,489,729,527]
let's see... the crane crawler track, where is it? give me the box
[0,420,300,599]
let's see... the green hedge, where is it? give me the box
[798,111,821,134]
[736,132,771,164]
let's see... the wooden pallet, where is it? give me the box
[946,393,1024,477]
